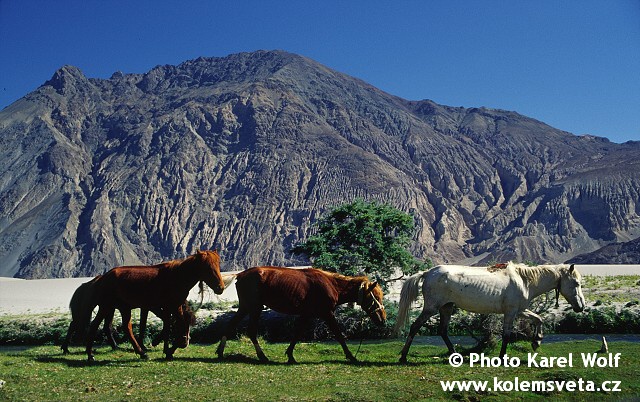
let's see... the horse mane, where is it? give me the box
[315,269,384,304]
[317,269,369,284]
[160,249,220,270]
[510,262,563,285]
[160,254,193,269]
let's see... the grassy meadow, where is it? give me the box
[1,339,639,401]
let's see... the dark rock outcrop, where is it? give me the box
[567,238,640,264]
[1,50,638,278]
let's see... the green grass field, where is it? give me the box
[1,339,638,401]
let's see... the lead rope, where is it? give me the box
[353,284,367,359]
[195,280,205,312]
[353,283,370,360]
[353,298,384,360]
[353,315,366,360]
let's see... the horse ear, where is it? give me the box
[569,264,575,273]
[368,281,378,291]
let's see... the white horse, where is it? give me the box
[394,262,585,361]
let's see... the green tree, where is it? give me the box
[291,199,430,283]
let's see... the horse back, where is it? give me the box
[95,265,184,309]
[426,265,518,313]
[236,266,339,315]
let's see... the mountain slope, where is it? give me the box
[567,238,640,264]
[1,50,638,278]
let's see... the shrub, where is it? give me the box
[556,306,640,334]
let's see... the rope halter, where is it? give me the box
[358,281,384,317]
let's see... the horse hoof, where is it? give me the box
[399,357,408,364]
[140,353,149,360]
[532,341,541,351]
[165,354,174,361]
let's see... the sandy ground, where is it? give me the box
[1,265,638,316]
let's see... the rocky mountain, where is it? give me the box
[1,50,639,278]
[567,238,640,264]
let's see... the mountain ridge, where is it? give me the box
[1,50,638,278]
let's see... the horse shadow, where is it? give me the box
[171,350,449,367]
[36,354,145,368]
[174,353,279,365]
[35,348,159,368]
[36,340,456,368]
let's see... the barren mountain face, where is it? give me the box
[1,51,638,278]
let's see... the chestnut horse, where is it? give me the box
[216,266,386,363]
[84,250,225,362]
[61,274,193,355]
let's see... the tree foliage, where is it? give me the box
[292,199,430,282]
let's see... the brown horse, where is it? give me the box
[62,276,104,354]
[216,266,386,363]
[84,250,225,362]
[61,274,193,355]
[159,302,197,356]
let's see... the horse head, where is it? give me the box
[558,264,585,312]
[194,250,225,295]
[172,303,196,349]
[358,281,387,326]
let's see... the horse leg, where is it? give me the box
[399,306,437,363]
[438,303,456,354]
[248,308,269,362]
[520,309,544,351]
[286,316,310,364]
[86,307,108,362]
[151,309,165,347]
[148,308,172,359]
[139,309,149,352]
[216,308,249,359]
[324,312,356,363]
[163,306,190,359]
[103,308,117,350]
[156,310,176,360]
[61,320,76,354]
[120,309,147,359]
[163,320,174,360]
[500,312,518,357]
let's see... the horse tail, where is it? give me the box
[393,271,426,337]
[194,273,237,310]
[221,273,237,289]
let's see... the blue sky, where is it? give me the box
[1,1,639,143]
